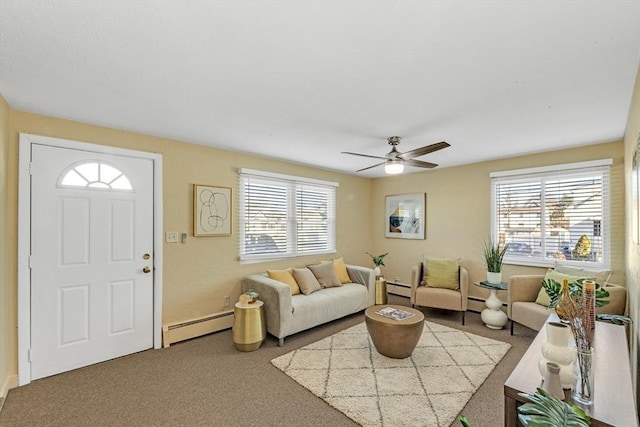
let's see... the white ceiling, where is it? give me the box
[1,1,639,178]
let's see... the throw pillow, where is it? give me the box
[332,257,352,284]
[267,268,300,295]
[424,257,460,290]
[535,269,595,307]
[308,262,342,288]
[292,267,322,295]
[553,262,611,285]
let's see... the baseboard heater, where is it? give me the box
[162,310,234,348]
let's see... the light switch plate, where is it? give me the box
[165,231,179,243]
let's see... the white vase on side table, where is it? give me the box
[487,271,502,285]
[475,281,508,329]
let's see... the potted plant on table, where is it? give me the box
[482,238,508,285]
[366,252,388,277]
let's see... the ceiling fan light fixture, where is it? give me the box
[385,160,404,174]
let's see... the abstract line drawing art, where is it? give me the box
[193,184,232,236]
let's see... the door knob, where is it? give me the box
[143,266,151,274]
[143,253,150,260]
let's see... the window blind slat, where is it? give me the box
[239,171,336,260]
[492,162,610,268]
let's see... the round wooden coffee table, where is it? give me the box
[365,305,424,358]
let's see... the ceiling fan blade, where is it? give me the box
[342,151,388,160]
[404,159,438,169]
[356,162,386,172]
[397,141,450,160]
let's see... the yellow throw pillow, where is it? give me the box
[534,287,552,307]
[332,257,351,284]
[267,268,300,295]
[424,257,460,290]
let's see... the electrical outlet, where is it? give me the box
[223,296,230,307]
[165,231,178,243]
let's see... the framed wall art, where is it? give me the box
[193,184,232,236]
[385,193,425,239]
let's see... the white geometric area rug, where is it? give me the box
[271,321,511,427]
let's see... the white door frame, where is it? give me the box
[17,133,164,386]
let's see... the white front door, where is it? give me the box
[29,144,154,380]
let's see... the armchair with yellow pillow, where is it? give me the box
[507,265,627,335]
[410,257,469,324]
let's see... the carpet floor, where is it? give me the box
[272,321,511,426]
[0,295,536,426]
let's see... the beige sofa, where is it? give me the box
[507,274,627,334]
[242,264,375,346]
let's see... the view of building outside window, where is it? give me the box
[239,172,336,260]
[494,172,606,266]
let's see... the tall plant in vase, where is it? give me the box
[366,252,388,277]
[482,238,508,285]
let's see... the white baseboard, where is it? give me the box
[0,374,18,399]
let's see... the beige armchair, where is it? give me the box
[508,275,628,335]
[410,262,469,324]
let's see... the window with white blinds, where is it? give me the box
[238,169,337,261]
[491,159,611,269]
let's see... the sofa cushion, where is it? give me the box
[292,267,322,295]
[423,257,459,290]
[267,268,300,295]
[291,283,369,326]
[553,262,611,285]
[332,257,352,284]
[512,301,554,331]
[308,262,342,288]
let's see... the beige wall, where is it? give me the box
[369,141,625,308]
[0,92,12,396]
[624,64,640,402]
[3,110,373,382]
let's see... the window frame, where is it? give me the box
[238,168,338,262]
[490,159,612,269]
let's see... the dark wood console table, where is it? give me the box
[504,316,637,427]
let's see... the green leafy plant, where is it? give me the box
[482,238,509,273]
[595,313,633,325]
[366,252,388,267]
[541,278,610,308]
[517,388,590,426]
[458,414,471,427]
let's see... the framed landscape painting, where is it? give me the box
[385,193,425,239]
[193,184,232,236]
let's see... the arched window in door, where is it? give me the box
[58,161,133,191]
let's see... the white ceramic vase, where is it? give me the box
[542,362,565,400]
[374,266,381,277]
[487,271,502,284]
[538,322,574,389]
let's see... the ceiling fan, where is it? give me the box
[342,136,450,174]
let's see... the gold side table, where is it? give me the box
[232,300,266,351]
[375,277,388,305]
